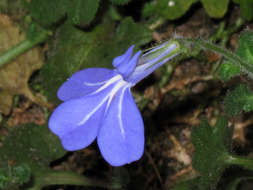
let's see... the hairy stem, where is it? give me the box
[177,38,253,79]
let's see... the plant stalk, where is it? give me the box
[225,154,253,170]
[0,29,49,68]
[177,38,253,79]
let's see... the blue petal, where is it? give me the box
[97,87,144,166]
[57,68,117,101]
[112,45,134,68]
[117,51,141,79]
[49,83,115,151]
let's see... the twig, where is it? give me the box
[145,149,163,186]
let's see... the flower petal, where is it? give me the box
[57,68,117,101]
[112,45,134,68]
[97,87,144,166]
[117,51,141,79]
[49,84,115,151]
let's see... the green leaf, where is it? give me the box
[0,124,66,170]
[115,17,152,48]
[191,116,232,190]
[240,0,253,21]
[68,0,100,26]
[218,31,253,81]
[0,0,26,16]
[155,0,197,20]
[0,164,31,189]
[144,0,230,19]
[218,61,240,81]
[201,0,230,18]
[142,1,156,18]
[28,0,100,27]
[224,84,253,116]
[172,178,199,190]
[232,0,240,3]
[27,0,69,27]
[42,17,152,103]
[109,0,131,5]
[108,5,122,21]
[0,175,9,189]
[12,164,31,184]
[237,31,253,64]
[234,0,253,21]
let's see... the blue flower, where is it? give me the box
[49,41,180,166]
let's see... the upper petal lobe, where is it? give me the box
[57,68,117,101]
[112,45,134,68]
[97,87,144,166]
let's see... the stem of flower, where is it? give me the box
[0,28,49,68]
[209,17,244,45]
[27,170,121,190]
[224,154,253,170]
[177,38,253,79]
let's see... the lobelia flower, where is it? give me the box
[49,40,180,166]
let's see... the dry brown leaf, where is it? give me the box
[0,14,44,115]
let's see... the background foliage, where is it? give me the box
[1,0,253,190]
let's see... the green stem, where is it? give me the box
[27,170,120,190]
[149,18,166,31]
[177,38,253,79]
[209,17,244,46]
[224,154,253,170]
[0,29,49,68]
[220,17,244,46]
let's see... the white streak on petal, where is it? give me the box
[105,79,129,112]
[79,76,129,126]
[91,74,122,95]
[77,95,109,126]
[83,81,106,86]
[118,87,128,139]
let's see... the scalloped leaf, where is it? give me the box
[0,124,66,171]
[143,0,229,19]
[68,0,100,26]
[218,31,253,81]
[237,31,253,64]
[27,0,69,26]
[233,0,253,21]
[155,0,197,20]
[27,0,100,27]
[201,0,230,18]
[218,61,240,81]
[0,0,26,17]
[191,117,232,190]
[224,84,253,116]
[0,164,31,189]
